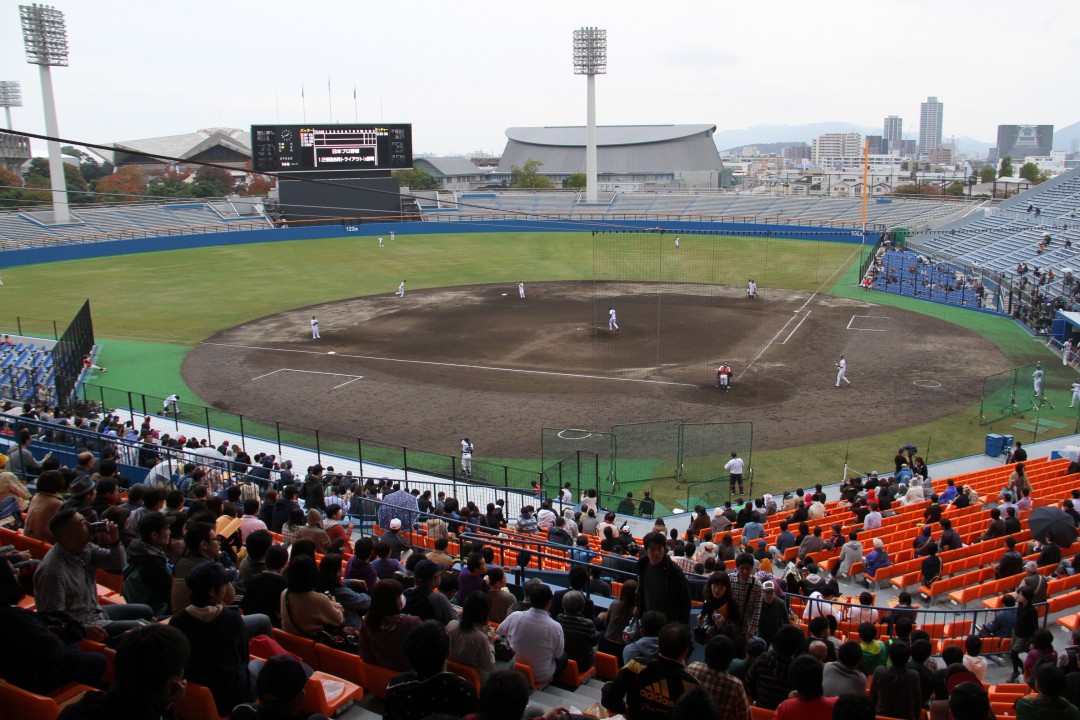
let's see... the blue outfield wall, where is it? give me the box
[1,219,878,268]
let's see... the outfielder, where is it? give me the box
[716,362,732,391]
[747,279,757,300]
[674,236,680,249]
[378,237,384,248]
[461,437,474,478]
[396,280,406,298]
[390,230,395,242]
[608,308,619,331]
[1071,380,1080,409]
[82,355,107,373]
[836,355,851,387]
[518,281,526,299]
[163,394,181,415]
[311,316,320,339]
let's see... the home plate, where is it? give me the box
[328,351,336,355]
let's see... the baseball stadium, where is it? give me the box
[5,68,1080,720]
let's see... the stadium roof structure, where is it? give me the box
[415,156,489,177]
[108,127,251,168]
[497,124,722,175]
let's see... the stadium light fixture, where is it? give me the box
[573,27,606,204]
[0,81,22,130]
[20,4,70,223]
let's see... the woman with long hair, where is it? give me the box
[446,590,496,680]
[316,553,370,628]
[698,571,743,653]
[598,578,637,657]
[281,554,344,638]
[359,579,421,671]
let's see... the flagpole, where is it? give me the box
[353,85,357,122]
[328,75,332,122]
[301,85,306,123]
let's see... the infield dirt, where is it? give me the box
[184,281,1010,460]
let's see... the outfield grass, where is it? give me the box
[3,230,1073,511]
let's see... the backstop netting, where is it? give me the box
[541,427,615,499]
[611,419,683,485]
[678,421,754,485]
[984,362,1041,425]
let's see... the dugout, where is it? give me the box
[1051,309,1080,346]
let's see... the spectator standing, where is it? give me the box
[728,553,763,642]
[636,531,691,624]
[686,635,751,720]
[869,641,922,720]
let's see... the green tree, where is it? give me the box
[945,181,966,197]
[998,156,1014,178]
[195,165,235,194]
[979,166,997,184]
[393,168,438,190]
[564,173,587,189]
[22,157,91,202]
[510,159,554,189]
[0,167,23,208]
[147,169,193,198]
[80,157,113,184]
[1019,162,1042,184]
[893,183,942,196]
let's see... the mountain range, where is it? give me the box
[713,120,1080,158]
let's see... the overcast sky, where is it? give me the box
[2,0,1078,157]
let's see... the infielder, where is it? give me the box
[836,355,851,387]
[608,308,619,331]
[716,362,732,391]
[396,280,406,298]
[1070,380,1080,409]
[1033,365,1045,398]
[725,451,745,496]
[518,281,525,299]
[747,279,757,300]
[461,437,474,478]
[311,316,320,339]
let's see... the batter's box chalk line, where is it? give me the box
[846,315,890,331]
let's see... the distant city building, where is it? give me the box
[883,115,902,153]
[0,131,31,175]
[866,135,886,155]
[413,157,491,191]
[109,127,251,172]
[919,96,944,155]
[928,147,954,165]
[811,133,861,163]
[993,124,1054,164]
[782,143,811,161]
[898,139,918,157]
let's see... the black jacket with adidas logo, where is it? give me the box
[601,655,698,720]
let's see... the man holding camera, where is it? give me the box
[35,508,155,639]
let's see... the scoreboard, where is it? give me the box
[251,123,413,173]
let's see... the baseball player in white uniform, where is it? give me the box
[608,308,619,331]
[1064,338,1074,366]
[311,316,320,339]
[674,236,680,249]
[396,280,406,298]
[1070,380,1080,408]
[163,394,181,415]
[747,279,757,300]
[390,230,395,242]
[518,282,526,299]
[461,437,474,478]
[836,355,850,387]
[1033,365,1045,398]
[378,237,384,248]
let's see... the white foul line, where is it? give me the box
[780,312,810,345]
[214,342,697,388]
[249,369,284,381]
[737,292,817,380]
[846,314,890,331]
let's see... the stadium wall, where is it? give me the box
[0,219,875,268]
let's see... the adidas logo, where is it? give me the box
[640,679,675,707]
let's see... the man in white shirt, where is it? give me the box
[725,452,745,497]
[497,583,566,686]
[863,503,883,530]
[536,501,558,531]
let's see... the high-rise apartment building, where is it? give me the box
[883,116,902,153]
[812,133,862,163]
[919,96,944,155]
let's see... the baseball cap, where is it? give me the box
[762,580,775,592]
[389,518,402,530]
[257,655,311,704]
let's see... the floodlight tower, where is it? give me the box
[573,27,606,204]
[0,82,22,130]
[20,4,69,223]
